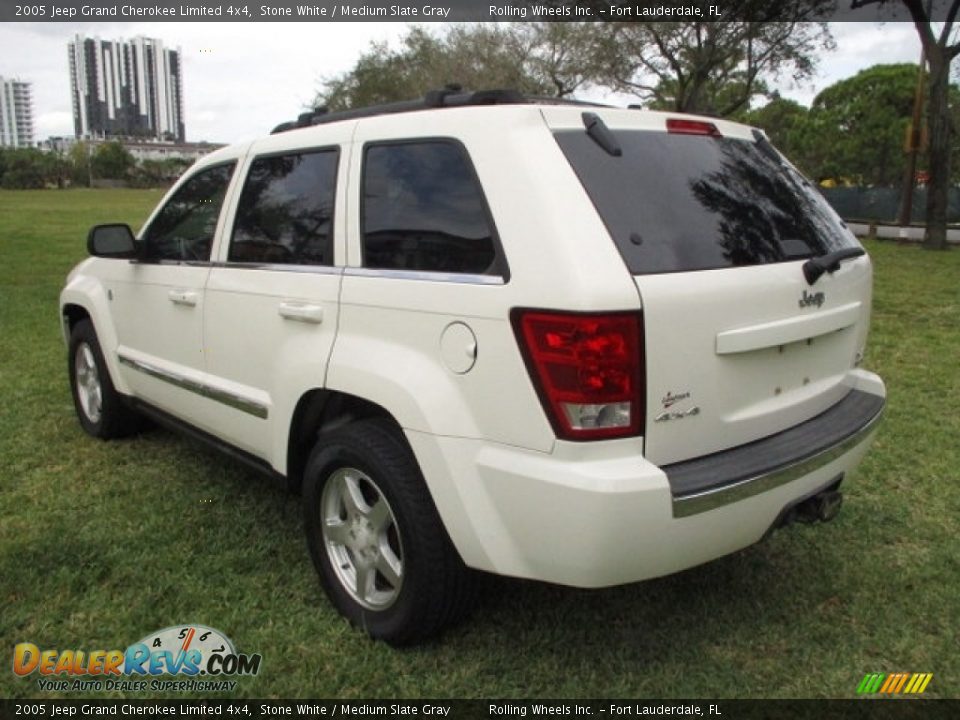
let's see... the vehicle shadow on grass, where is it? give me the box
[121,428,853,692]
[459,528,849,682]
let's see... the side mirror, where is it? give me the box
[87,224,138,258]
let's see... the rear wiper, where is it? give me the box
[582,112,622,157]
[752,129,783,164]
[803,247,866,285]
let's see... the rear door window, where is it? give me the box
[230,149,339,266]
[555,130,860,275]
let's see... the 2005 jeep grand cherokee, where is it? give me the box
[61,89,885,645]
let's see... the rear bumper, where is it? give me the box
[406,370,885,588]
[667,387,884,517]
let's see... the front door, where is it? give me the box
[110,162,237,422]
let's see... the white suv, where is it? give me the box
[61,89,885,645]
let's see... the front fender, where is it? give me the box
[60,270,131,396]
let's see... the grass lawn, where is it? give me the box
[1,189,957,700]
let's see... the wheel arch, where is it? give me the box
[62,303,91,340]
[60,279,131,396]
[285,389,403,493]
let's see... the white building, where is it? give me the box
[69,35,184,142]
[38,135,223,163]
[0,76,35,148]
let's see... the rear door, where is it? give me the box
[549,110,871,466]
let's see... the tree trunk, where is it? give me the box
[924,51,951,250]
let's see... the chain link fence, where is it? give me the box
[820,186,960,224]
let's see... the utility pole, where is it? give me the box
[897,55,926,226]
[896,0,933,227]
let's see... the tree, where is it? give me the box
[0,148,56,189]
[734,95,816,170]
[592,10,834,117]
[47,146,69,189]
[519,23,607,98]
[316,26,543,110]
[129,157,190,188]
[91,141,135,180]
[900,0,960,249]
[648,74,774,115]
[68,142,92,187]
[314,24,599,111]
[802,64,918,186]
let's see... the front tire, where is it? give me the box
[303,420,472,645]
[68,318,142,439]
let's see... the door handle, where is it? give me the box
[168,289,198,307]
[279,302,324,324]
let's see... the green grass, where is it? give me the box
[1,189,958,700]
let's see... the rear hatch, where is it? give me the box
[547,108,871,466]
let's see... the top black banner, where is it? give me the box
[0,0,950,23]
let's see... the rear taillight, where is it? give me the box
[666,118,721,137]
[512,310,645,441]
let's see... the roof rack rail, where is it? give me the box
[270,86,609,134]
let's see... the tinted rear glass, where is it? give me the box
[555,129,860,275]
[362,141,498,275]
[230,149,338,266]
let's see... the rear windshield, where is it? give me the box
[555,129,860,275]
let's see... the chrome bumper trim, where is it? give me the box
[671,402,884,518]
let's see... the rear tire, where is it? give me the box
[68,319,143,439]
[303,419,472,645]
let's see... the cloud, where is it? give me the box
[35,111,74,139]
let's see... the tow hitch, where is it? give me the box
[770,476,844,533]
[794,489,843,523]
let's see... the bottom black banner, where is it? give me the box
[1,700,957,720]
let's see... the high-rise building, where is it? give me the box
[0,76,34,148]
[68,35,184,142]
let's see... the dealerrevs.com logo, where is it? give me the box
[13,625,262,693]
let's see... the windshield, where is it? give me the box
[555,129,861,275]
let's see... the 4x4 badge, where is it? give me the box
[799,290,825,308]
[655,406,701,422]
[658,390,699,421]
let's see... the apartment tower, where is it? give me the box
[68,35,184,142]
[0,77,35,148]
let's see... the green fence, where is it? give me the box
[820,186,960,224]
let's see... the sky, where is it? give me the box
[0,21,924,145]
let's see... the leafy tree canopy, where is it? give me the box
[313,24,599,111]
[91,141,135,180]
[804,63,917,186]
[313,17,833,121]
[745,63,960,188]
[0,147,62,190]
[739,94,809,165]
[593,13,833,116]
